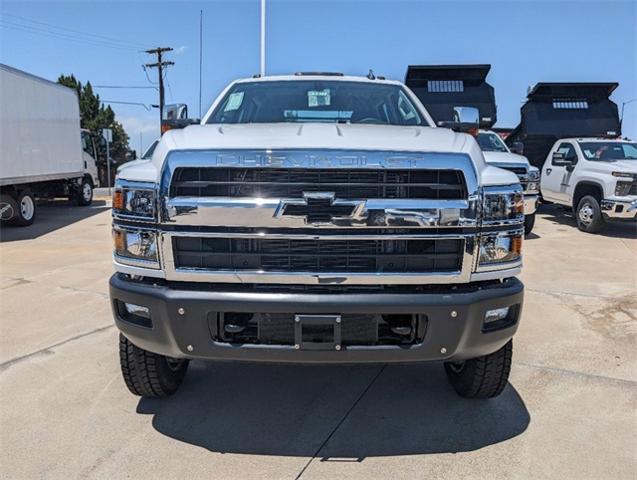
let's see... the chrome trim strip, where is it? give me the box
[113,259,166,278]
[470,267,521,282]
[165,197,477,228]
[113,253,161,270]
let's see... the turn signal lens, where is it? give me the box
[112,190,124,210]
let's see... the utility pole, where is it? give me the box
[144,47,174,128]
[260,0,265,76]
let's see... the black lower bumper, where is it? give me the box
[109,274,523,364]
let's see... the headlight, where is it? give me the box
[482,185,524,225]
[615,181,634,197]
[527,167,540,182]
[612,171,636,179]
[113,227,159,268]
[113,181,157,220]
[479,231,523,266]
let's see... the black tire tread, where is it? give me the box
[119,334,186,398]
[445,340,512,399]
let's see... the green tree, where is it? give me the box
[57,74,131,184]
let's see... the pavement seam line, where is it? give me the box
[0,324,115,372]
[515,361,637,386]
[294,364,387,480]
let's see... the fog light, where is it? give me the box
[124,303,150,318]
[484,307,509,324]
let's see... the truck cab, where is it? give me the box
[476,129,540,235]
[81,129,99,186]
[541,137,637,232]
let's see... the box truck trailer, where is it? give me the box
[0,64,99,226]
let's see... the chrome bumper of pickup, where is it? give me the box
[601,198,637,219]
[524,193,538,215]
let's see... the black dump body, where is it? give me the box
[405,64,497,128]
[505,83,621,168]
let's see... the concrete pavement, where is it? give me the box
[1,201,635,479]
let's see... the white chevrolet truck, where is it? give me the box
[541,137,637,233]
[476,129,540,235]
[110,74,525,399]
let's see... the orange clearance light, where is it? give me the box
[161,122,172,135]
[511,235,523,256]
[112,190,124,210]
[113,229,126,252]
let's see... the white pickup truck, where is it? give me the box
[110,73,526,400]
[540,137,637,233]
[476,130,539,235]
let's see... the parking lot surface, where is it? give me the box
[1,201,635,479]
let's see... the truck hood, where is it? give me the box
[482,151,530,167]
[594,160,637,174]
[155,123,472,164]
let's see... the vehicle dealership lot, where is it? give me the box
[0,202,635,479]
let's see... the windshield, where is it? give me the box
[579,142,637,161]
[207,80,426,126]
[476,132,509,153]
[141,139,159,159]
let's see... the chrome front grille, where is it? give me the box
[170,167,467,200]
[172,236,464,274]
[157,149,482,285]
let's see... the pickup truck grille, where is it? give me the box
[173,237,464,274]
[502,166,528,176]
[170,167,467,200]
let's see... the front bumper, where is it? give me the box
[524,193,539,215]
[110,274,524,364]
[601,198,637,220]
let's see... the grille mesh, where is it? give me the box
[173,237,464,273]
[170,167,467,200]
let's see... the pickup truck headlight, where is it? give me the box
[113,181,157,220]
[479,231,523,265]
[527,167,540,182]
[113,227,159,268]
[482,185,524,225]
[615,180,634,197]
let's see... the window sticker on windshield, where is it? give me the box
[307,89,331,108]
[224,92,244,112]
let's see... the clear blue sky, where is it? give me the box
[1,0,636,155]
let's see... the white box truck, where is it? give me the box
[0,64,99,226]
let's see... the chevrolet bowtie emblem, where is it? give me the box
[277,192,364,224]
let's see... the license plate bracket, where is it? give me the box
[294,314,342,351]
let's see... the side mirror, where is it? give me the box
[552,152,576,166]
[163,103,189,121]
[438,106,479,134]
[510,142,524,155]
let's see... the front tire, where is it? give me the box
[119,334,189,398]
[576,195,605,233]
[524,213,536,236]
[444,340,512,399]
[11,191,36,226]
[74,178,93,206]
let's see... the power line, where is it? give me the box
[94,85,158,90]
[0,21,139,51]
[2,13,144,49]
